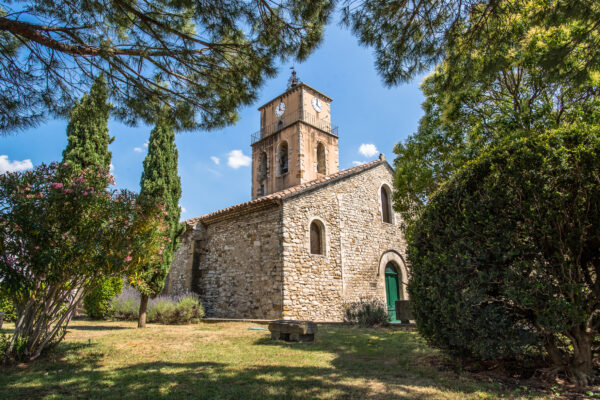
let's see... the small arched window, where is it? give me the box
[258,151,268,181]
[310,220,324,255]
[316,142,326,174]
[278,141,289,175]
[381,185,392,223]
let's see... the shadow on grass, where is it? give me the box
[67,325,129,331]
[0,325,516,400]
[253,326,512,397]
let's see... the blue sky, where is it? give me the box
[0,20,426,220]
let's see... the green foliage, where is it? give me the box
[109,287,140,321]
[389,1,600,225]
[110,288,204,324]
[408,125,600,384]
[65,74,122,322]
[0,284,16,323]
[62,76,113,171]
[146,294,204,325]
[342,0,600,87]
[83,277,123,320]
[131,110,182,299]
[0,163,166,362]
[0,333,27,362]
[0,0,334,133]
[342,298,389,327]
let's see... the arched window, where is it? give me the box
[277,141,289,175]
[258,151,268,181]
[316,142,326,174]
[381,185,392,223]
[310,220,324,255]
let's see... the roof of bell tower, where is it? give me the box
[258,82,332,111]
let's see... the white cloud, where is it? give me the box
[0,155,33,174]
[358,143,378,158]
[134,147,143,153]
[143,141,148,148]
[227,150,251,169]
[210,156,220,165]
[352,161,365,166]
[180,206,187,213]
[109,163,115,171]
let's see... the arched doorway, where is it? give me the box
[384,262,400,322]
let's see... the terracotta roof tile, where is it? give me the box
[185,158,385,225]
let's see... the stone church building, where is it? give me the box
[165,79,409,322]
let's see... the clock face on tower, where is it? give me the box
[311,97,322,113]
[275,102,286,117]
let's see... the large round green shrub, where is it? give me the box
[407,125,600,385]
[83,277,123,320]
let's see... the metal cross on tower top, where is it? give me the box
[287,67,300,89]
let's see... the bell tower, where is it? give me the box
[251,71,339,199]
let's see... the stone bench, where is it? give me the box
[268,320,317,342]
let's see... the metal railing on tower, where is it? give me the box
[251,108,338,145]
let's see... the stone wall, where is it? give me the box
[300,124,339,180]
[168,161,407,322]
[165,223,205,296]
[196,205,284,319]
[251,125,300,198]
[281,163,407,321]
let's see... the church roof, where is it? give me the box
[186,156,390,225]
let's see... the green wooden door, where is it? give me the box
[385,263,400,322]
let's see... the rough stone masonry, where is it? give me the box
[166,159,408,322]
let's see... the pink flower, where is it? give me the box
[65,189,72,194]
[51,182,63,189]
[83,192,88,196]
[34,246,39,250]
[124,256,133,262]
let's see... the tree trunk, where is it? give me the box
[546,329,596,386]
[138,294,148,328]
[567,328,595,387]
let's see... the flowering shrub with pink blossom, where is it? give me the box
[0,163,167,362]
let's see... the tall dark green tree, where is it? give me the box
[133,109,182,328]
[62,75,123,320]
[62,75,113,171]
[0,0,334,133]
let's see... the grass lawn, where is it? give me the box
[0,320,554,399]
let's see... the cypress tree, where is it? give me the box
[62,75,113,170]
[62,75,121,320]
[136,109,182,328]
